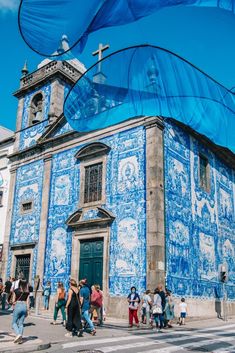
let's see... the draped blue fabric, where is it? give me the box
[19,0,235,56]
[64,45,235,153]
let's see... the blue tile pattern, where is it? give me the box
[104,128,146,297]
[7,160,44,281]
[43,148,79,292]
[43,127,146,295]
[164,121,235,299]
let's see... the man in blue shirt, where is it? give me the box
[80,279,96,335]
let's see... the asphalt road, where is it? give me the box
[1,310,235,353]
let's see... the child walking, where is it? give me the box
[179,298,187,325]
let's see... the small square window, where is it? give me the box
[0,191,3,207]
[21,201,33,213]
[199,154,210,192]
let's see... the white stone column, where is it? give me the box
[14,97,25,153]
[36,155,52,280]
[145,118,165,289]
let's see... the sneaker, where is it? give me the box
[78,330,83,337]
[65,332,72,337]
[14,335,22,343]
[17,337,23,344]
[91,330,96,336]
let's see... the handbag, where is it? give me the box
[152,306,162,314]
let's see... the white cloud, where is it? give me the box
[0,0,19,13]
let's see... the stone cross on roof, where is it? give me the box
[92,43,110,73]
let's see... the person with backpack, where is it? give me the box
[51,282,66,326]
[90,284,103,326]
[127,286,140,328]
[42,281,51,310]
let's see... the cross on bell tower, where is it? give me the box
[92,43,110,84]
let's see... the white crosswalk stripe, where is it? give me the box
[62,323,235,352]
[62,324,235,349]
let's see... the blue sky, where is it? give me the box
[0,1,235,131]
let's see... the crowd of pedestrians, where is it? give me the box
[0,275,105,344]
[0,275,188,344]
[127,284,188,332]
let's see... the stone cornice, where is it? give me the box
[9,115,235,169]
[10,242,37,250]
[13,61,82,98]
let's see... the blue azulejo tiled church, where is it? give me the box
[2,37,235,318]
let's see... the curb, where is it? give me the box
[0,342,51,353]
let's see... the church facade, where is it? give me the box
[2,50,235,318]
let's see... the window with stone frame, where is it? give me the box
[84,163,103,203]
[199,153,210,192]
[0,190,3,207]
[29,93,43,126]
[21,201,33,213]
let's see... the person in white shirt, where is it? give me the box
[141,289,152,326]
[179,298,188,325]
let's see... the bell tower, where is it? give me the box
[13,36,86,152]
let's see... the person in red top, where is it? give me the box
[90,284,103,326]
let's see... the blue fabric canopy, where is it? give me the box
[64,45,235,153]
[19,0,235,56]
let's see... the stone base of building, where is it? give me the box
[34,293,235,322]
[106,296,235,320]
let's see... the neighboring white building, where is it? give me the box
[0,126,14,266]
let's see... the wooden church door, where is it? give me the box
[79,239,103,288]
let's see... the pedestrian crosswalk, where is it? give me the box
[62,323,235,353]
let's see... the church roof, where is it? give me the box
[0,126,14,142]
[37,35,86,73]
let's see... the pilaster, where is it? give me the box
[36,154,52,280]
[1,167,17,281]
[50,79,66,118]
[145,119,165,289]
[13,97,24,153]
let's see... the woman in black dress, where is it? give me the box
[65,279,83,337]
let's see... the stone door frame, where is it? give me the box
[71,228,110,297]
[10,246,35,281]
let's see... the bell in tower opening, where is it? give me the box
[30,93,43,125]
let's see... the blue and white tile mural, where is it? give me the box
[104,127,146,297]
[43,126,146,295]
[19,84,51,150]
[43,148,79,292]
[8,160,44,280]
[164,120,235,300]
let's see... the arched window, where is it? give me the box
[29,93,43,125]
